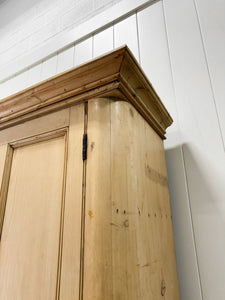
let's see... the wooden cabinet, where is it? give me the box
[0,46,180,299]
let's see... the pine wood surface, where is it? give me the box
[0,136,66,299]
[0,145,13,240]
[0,47,179,299]
[59,104,84,300]
[0,146,7,181]
[83,98,180,299]
[0,104,85,300]
[84,99,113,299]
[0,108,70,146]
[0,46,172,139]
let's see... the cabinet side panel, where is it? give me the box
[84,99,180,299]
[111,101,180,299]
[60,104,84,300]
[142,107,180,299]
[110,100,141,300]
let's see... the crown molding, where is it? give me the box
[0,46,172,139]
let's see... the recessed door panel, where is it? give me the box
[0,135,66,300]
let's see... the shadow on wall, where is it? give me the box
[165,143,225,299]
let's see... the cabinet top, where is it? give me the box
[0,46,172,139]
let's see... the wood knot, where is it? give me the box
[161,280,166,296]
[88,210,94,218]
[91,142,95,151]
[123,219,129,228]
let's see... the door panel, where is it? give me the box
[0,108,70,146]
[0,103,84,300]
[0,135,66,299]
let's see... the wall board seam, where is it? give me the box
[161,1,203,299]
[135,12,141,64]
[193,0,225,151]
[181,145,204,300]
[0,0,157,83]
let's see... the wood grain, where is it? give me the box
[0,104,85,300]
[83,98,113,299]
[59,104,84,300]
[0,145,13,240]
[0,46,172,139]
[0,145,8,183]
[0,45,176,299]
[0,108,70,146]
[83,98,179,299]
[0,135,66,299]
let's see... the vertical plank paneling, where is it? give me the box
[194,0,225,143]
[57,46,75,74]
[163,0,225,299]
[27,63,42,87]
[0,79,13,100]
[114,14,139,61]
[138,1,177,135]
[41,55,58,81]
[93,26,113,58]
[0,72,29,99]
[138,2,202,299]
[74,38,92,66]
[11,71,29,94]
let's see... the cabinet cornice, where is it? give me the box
[0,46,172,139]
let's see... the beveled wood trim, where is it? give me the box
[56,129,69,300]
[0,46,172,139]
[0,145,13,240]
[118,79,167,137]
[0,82,120,131]
[6,128,69,299]
[120,49,173,129]
[9,127,68,149]
[0,74,120,122]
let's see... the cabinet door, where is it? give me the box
[0,105,84,300]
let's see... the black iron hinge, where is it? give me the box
[82,133,87,161]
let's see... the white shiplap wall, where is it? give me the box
[0,0,225,299]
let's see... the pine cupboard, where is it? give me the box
[0,46,180,299]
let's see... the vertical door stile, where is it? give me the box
[59,103,86,300]
[79,101,88,300]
